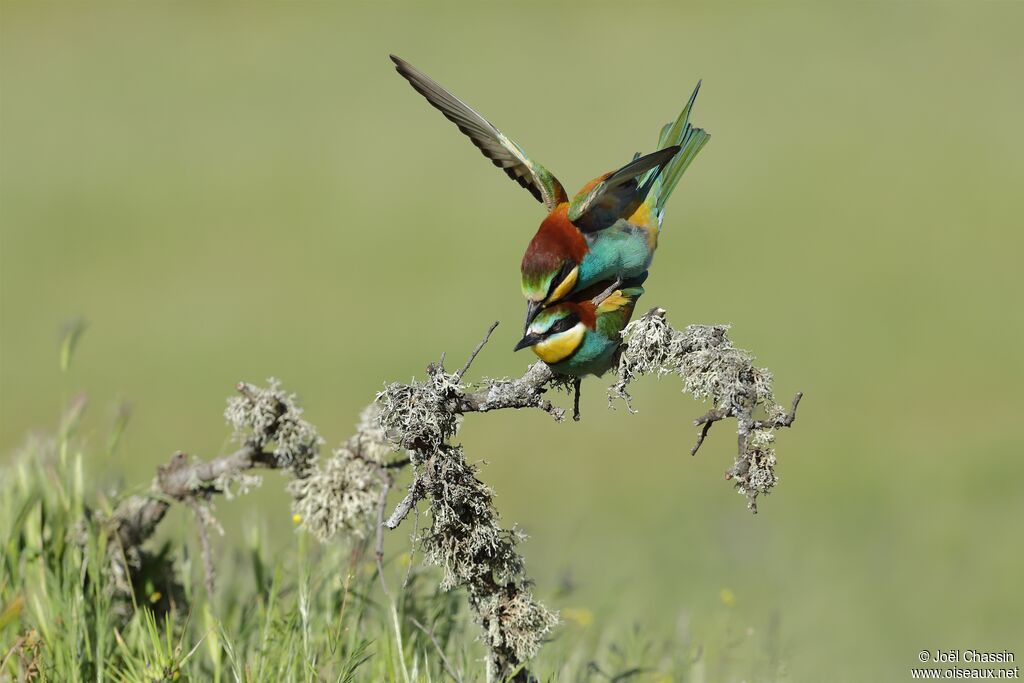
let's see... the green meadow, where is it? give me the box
[2,2,1022,680]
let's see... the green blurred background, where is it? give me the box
[2,2,1022,680]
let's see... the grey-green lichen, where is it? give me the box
[612,312,793,512]
[288,405,391,542]
[740,428,780,499]
[209,469,262,501]
[375,366,463,457]
[473,584,559,668]
[225,378,323,477]
[418,443,558,668]
[374,362,558,673]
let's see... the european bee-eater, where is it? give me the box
[513,277,646,378]
[390,55,709,328]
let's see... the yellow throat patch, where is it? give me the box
[532,323,585,364]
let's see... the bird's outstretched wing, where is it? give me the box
[391,55,567,211]
[568,147,680,232]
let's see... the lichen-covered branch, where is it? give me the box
[106,380,399,608]
[367,311,801,676]
[376,334,566,680]
[111,379,323,544]
[611,308,802,512]
[458,361,567,419]
[104,309,800,679]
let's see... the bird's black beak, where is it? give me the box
[524,300,543,332]
[513,332,542,352]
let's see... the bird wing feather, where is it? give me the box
[391,55,567,211]
[567,147,680,231]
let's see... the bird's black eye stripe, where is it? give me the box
[549,314,579,335]
[546,262,576,299]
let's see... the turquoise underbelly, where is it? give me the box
[549,330,619,377]
[577,222,654,290]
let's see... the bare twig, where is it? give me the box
[456,321,500,380]
[374,477,393,600]
[691,407,731,456]
[691,421,714,455]
[402,506,419,589]
[189,500,216,596]
[385,478,425,530]
[753,391,803,430]
[411,617,462,683]
[457,361,564,420]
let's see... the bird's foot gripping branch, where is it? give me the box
[108,309,800,681]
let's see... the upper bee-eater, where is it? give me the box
[513,277,646,378]
[390,55,709,329]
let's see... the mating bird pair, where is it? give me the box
[391,56,709,378]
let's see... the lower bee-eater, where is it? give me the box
[513,277,646,378]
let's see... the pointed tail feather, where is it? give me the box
[645,80,710,223]
[658,80,702,150]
